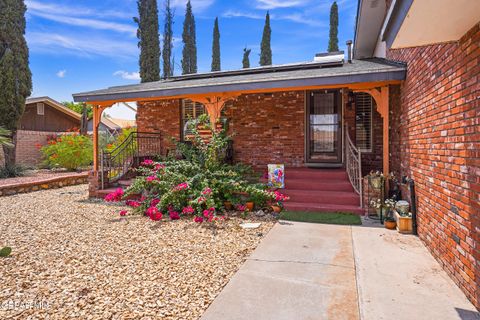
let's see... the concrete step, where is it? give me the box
[285,189,360,206]
[284,201,364,215]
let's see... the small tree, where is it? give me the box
[0,0,32,168]
[242,48,251,69]
[134,0,161,82]
[328,1,339,52]
[259,11,272,66]
[162,0,174,79]
[181,0,197,74]
[211,17,221,72]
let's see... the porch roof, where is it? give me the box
[73,58,406,104]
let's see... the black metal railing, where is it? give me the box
[100,132,162,189]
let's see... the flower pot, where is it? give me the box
[394,210,413,234]
[384,220,397,230]
[271,205,282,213]
[224,201,233,210]
[246,202,254,211]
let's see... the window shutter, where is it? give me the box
[355,93,373,152]
[181,99,206,138]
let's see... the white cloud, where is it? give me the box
[26,0,136,36]
[222,10,324,27]
[113,71,141,80]
[222,10,264,20]
[27,32,138,60]
[56,70,67,78]
[255,0,309,9]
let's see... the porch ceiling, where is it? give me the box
[73,58,406,105]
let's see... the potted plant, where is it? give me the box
[394,200,413,233]
[368,171,385,190]
[245,200,255,211]
[369,198,383,218]
[383,198,397,229]
[223,193,236,211]
[271,191,289,213]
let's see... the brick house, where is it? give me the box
[11,97,81,166]
[73,0,479,309]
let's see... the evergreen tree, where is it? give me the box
[259,11,272,66]
[328,1,339,52]
[242,48,251,69]
[0,0,32,167]
[181,0,197,74]
[211,17,221,72]
[162,0,174,79]
[134,0,161,82]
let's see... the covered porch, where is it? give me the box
[73,58,405,207]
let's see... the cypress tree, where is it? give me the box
[162,0,174,79]
[328,1,339,52]
[211,17,221,72]
[181,1,197,74]
[259,11,272,66]
[242,48,251,69]
[134,0,161,83]
[0,0,32,167]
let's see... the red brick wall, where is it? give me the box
[15,130,58,166]
[224,91,305,168]
[387,23,480,309]
[136,99,181,154]
[136,92,306,168]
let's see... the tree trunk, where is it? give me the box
[80,106,88,135]
[3,131,16,167]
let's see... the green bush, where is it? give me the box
[40,133,93,171]
[0,165,26,178]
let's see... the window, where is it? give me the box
[181,99,205,138]
[355,93,373,152]
[37,103,45,115]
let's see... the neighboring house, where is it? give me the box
[73,0,479,310]
[15,97,81,166]
[87,116,136,135]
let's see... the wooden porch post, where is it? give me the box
[92,104,110,172]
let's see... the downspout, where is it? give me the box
[402,176,418,235]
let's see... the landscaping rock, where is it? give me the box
[0,185,274,319]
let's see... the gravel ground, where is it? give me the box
[0,185,274,319]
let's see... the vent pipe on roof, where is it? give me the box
[346,40,353,63]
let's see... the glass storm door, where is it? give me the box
[306,90,342,163]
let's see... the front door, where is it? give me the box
[306,90,342,164]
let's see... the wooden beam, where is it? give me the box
[190,93,239,125]
[83,80,402,106]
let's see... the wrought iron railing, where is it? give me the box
[345,124,363,208]
[100,132,162,189]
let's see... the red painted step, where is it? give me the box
[283,179,354,192]
[285,189,360,206]
[286,168,348,180]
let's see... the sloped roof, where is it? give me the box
[26,97,81,120]
[73,58,406,103]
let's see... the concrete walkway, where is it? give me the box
[201,220,480,320]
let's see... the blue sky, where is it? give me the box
[25,0,357,118]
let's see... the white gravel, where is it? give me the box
[0,185,274,319]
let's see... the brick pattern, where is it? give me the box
[136,92,306,168]
[224,91,305,168]
[387,23,480,309]
[136,99,181,155]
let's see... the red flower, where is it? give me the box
[169,211,180,220]
[105,188,124,202]
[150,199,160,207]
[126,200,141,208]
[141,159,154,166]
[119,210,128,217]
[194,216,204,223]
[182,206,195,215]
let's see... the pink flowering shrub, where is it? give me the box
[108,131,287,223]
[105,188,124,202]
